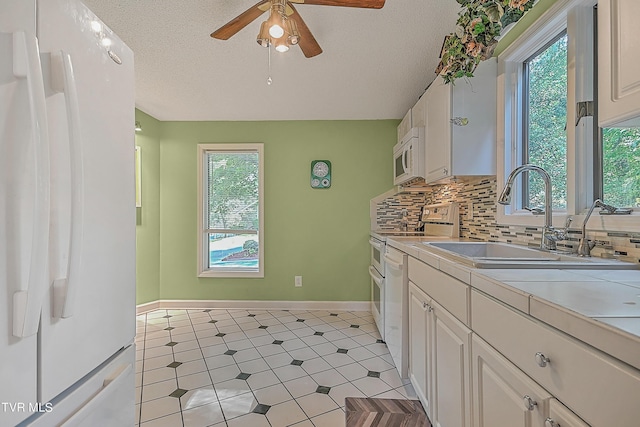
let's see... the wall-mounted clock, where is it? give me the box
[310,160,331,189]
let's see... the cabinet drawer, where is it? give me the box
[472,289,640,427]
[409,257,469,325]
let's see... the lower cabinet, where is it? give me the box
[472,334,589,427]
[472,334,551,427]
[432,299,472,427]
[408,281,472,427]
[409,281,433,417]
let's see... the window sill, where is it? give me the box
[496,209,640,233]
[198,269,264,279]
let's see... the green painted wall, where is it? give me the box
[135,118,397,304]
[134,110,161,304]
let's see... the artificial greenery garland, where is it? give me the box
[436,0,536,84]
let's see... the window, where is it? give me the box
[498,0,640,230]
[523,32,568,210]
[197,143,264,278]
[599,128,640,207]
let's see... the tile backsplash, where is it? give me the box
[376,177,640,264]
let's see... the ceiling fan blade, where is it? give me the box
[287,3,323,58]
[290,0,385,8]
[211,1,271,40]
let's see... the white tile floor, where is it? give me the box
[135,308,417,426]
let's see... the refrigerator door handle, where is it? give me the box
[59,363,133,427]
[50,51,84,319]
[11,31,51,338]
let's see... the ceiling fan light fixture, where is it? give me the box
[267,7,286,39]
[275,38,290,53]
[256,21,271,47]
[287,19,300,45]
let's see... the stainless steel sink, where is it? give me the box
[423,241,639,269]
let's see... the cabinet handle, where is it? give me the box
[422,301,428,309]
[523,395,537,411]
[545,418,560,427]
[427,305,433,312]
[443,168,448,175]
[535,352,550,368]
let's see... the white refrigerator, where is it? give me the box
[0,0,136,425]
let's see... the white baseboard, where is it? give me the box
[136,299,371,315]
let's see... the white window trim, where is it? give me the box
[197,143,265,278]
[496,0,640,232]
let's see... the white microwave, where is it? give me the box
[393,127,425,185]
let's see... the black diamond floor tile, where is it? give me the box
[259,325,268,329]
[313,331,324,336]
[209,320,218,324]
[164,327,175,331]
[376,339,385,344]
[203,309,212,312]
[162,315,172,318]
[215,333,226,337]
[169,388,188,398]
[316,386,331,394]
[330,313,339,317]
[236,372,251,380]
[296,319,305,322]
[167,361,182,369]
[224,350,237,356]
[367,371,381,378]
[165,341,178,347]
[291,359,303,366]
[272,340,284,345]
[337,348,348,354]
[252,404,271,415]
[248,314,256,317]
[350,324,360,328]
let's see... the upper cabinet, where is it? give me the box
[598,0,640,127]
[422,58,497,184]
[397,108,413,142]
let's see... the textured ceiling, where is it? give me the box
[82,0,460,121]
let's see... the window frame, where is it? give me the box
[497,0,640,232]
[196,143,265,278]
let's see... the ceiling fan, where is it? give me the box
[211,0,386,58]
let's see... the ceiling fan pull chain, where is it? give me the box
[267,43,273,85]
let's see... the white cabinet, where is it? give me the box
[472,289,640,427]
[432,299,472,427]
[545,398,589,427]
[598,0,640,127]
[424,58,497,184]
[412,91,428,128]
[472,334,551,427]
[409,281,434,417]
[397,108,412,142]
[408,259,472,427]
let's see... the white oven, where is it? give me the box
[369,236,385,339]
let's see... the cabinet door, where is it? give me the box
[545,398,589,427]
[598,0,640,127]
[412,92,428,128]
[472,335,551,427]
[398,108,412,142]
[424,77,452,183]
[432,301,472,427]
[408,282,433,418]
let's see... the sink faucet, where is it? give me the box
[498,164,571,251]
[577,199,616,256]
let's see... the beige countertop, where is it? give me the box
[386,236,640,370]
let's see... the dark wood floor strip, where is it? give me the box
[345,397,432,427]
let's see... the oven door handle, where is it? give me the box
[369,239,383,251]
[382,255,403,271]
[368,266,383,285]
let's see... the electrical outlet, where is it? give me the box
[295,276,302,287]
